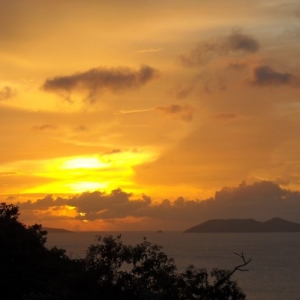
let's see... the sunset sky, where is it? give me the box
[1,0,300,230]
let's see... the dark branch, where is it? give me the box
[200,252,251,299]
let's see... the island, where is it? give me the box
[42,227,73,233]
[184,217,300,233]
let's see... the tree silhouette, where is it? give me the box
[84,235,249,299]
[0,203,83,299]
[0,203,250,300]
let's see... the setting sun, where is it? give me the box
[3,150,158,195]
[66,181,107,193]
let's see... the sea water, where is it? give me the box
[46,232,300,300]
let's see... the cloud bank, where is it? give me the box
[17,181,300,229]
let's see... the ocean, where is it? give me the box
[46,232,300,300]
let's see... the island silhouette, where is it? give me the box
[42,227,73,233]
[184,217,300,233]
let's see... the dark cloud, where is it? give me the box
[42,65,157,103]
[227,31,259,52]
[156,104,193,121]
[73,190,151,220]
[17,181,300,228]
[181,31,260,67]
[18,189,151,221]
[0,86,16,101]
[252,65,294,86]
[32,124,57,131]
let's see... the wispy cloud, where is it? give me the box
[115,108,154,115]
[32,124,57,131]
[156,104,194,122]
[74,125,88,131]
[181,31,260,67]
[137,48,162,53]
[0,86,17,101]
[171,85,194,99]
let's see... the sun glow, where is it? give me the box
[43,205,78,219]
[2,150,158,195]
[61,157,110,170]
[66,181,108,193]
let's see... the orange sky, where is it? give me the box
[1,0,300,230]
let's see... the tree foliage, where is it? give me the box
[0,203,250,300]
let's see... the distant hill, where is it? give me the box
[42,227,73,233]
[184,217,300,233]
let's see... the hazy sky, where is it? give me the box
[1,0,300,230]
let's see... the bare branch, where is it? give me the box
[233,252,252,272]
[200,252,252,299]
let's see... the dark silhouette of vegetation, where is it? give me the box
[0,203,250,300]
